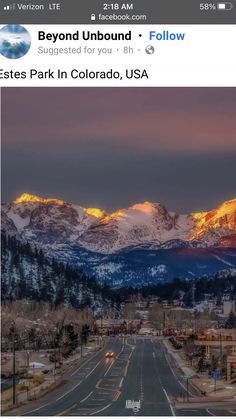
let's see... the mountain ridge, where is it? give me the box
[1,193,236,253]
[1,193,236,286]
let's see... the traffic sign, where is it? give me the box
[184,372,193,378]
[184,372,193,380]
[211,370,220,380]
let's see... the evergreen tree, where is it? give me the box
[80,324,90,345]
[225,311,236,329]
[64,324,78,351]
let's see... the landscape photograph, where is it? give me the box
[1,87,236,416]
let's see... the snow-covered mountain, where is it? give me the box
[1,193,236,253]
[1,233,119,311]
[1,193,236,286]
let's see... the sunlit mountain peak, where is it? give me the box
[191,211,208,221]
[105,210,125,221]
[191,199,236,240]
[5,194,236,253]
[130,201,160,213]
[85,208,106,219]
[14,193,65,205]
[101,202,164,224]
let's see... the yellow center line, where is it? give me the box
[96,378,102,389]
[113,390,121,401]
[57,403,77,416]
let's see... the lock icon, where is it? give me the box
[91,14,96,21]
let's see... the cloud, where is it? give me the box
[2,88,236,152]
[2,88,236,211]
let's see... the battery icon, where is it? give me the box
[217,2,233,9]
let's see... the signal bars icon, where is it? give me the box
[4,3,15,10]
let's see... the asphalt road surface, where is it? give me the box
[5,336,235,416]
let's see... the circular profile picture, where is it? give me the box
[0,24,31,59]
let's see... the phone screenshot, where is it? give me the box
[1,1,236,417]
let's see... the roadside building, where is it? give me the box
[194,328,236,382]
[223,300,236,316]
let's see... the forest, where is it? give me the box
[1,232,236,309]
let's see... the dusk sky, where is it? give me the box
[2,87,236,213]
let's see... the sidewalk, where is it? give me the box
[162,338,236,399]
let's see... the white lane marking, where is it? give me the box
[162,387,175,416]
[90,403,112,415]
[207,408,216,416]
[22,342,109,412]
[126,338,136,348]
[71,350,101,377]
[21,403,50,416]
[163,350,194,396]
[85,360,101,378]
[56,380,82,401]
[104,360,114,376]
[81,391,93,403]
[153,352,155,358]
[100,344,125,382]
[22,350,106,413]
[119,377,124,388]
[152,342,175,416]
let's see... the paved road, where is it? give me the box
[104,337,211,416]
[6,337,123,416]
[5,336,234,416]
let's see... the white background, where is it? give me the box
[0,24,236,86]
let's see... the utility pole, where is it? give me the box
[220,333,223,376]
[12,323,16,405]
[163,311,166,335]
